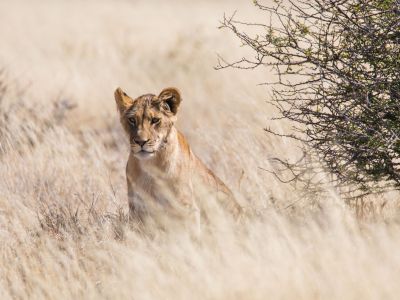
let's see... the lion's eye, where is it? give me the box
[128,117,136,126]
[151,118,161,125]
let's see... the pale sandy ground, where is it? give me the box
[0,0,400,299]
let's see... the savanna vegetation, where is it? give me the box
[219,0,400,198]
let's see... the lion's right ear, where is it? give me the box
[114,87,134,114]
[158,87,182,115]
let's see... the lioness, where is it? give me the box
[114,87,241,229]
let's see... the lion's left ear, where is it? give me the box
[114,87,134,115]
[158,87,182,115]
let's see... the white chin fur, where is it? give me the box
[134,151,155,160]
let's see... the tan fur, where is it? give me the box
[114,87,241,230]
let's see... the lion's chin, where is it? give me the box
[134,150,156,160]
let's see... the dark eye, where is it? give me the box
[128,117,136,126]
[151,118,161,125]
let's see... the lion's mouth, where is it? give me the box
[134,149,156,159]
[138,150,154,154]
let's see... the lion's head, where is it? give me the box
[114,87,182,159]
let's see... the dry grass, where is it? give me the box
[1,0,400,299]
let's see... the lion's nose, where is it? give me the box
[134,138,149,147]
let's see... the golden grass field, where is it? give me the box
[1,0,400,299]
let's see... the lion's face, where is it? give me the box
[115,87,182,160]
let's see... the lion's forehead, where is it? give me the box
[138,94,156,103]
[127,94,159,117]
